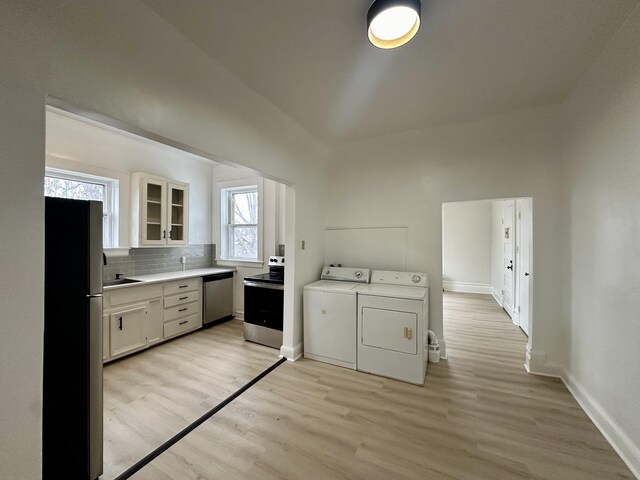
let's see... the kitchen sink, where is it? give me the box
[103,278,142,287]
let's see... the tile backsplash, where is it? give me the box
[104,244,215,280]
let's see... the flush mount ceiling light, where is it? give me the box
[367,0,421,49]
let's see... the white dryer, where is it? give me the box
[303,266,370,369]
[357,270,429,385]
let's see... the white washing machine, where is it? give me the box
[303,266,370,369]
[357,270,429,385]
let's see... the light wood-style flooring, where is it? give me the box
[103,293,634,479]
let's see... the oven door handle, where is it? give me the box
[243,281,284,290]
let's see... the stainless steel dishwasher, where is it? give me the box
[203,272,234,326]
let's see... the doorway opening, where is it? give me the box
[441,198,533,359]
[44,103,295,479]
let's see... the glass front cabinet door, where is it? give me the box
[132,173,189,247]
[167,182,189,245]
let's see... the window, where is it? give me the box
[44,168,119,247]
[219,181,262,262]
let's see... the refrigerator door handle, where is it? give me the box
[88,201,104,296]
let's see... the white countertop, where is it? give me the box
[104,267,235,290]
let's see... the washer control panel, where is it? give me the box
[321,266,371,283]
[370,270,429,288]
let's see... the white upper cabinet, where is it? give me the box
[131,173,189,247]
[167,182,189,245]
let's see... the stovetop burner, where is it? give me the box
[244,269,284,285]
[243,258,284,285]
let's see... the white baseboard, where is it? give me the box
[439,338,448,359]
[279,343,303,362]
[561,369,640,479]
[525,347,562,377]
[491,287,503,307]
[443,281,492,295]
[234,310,244,321]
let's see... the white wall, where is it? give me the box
[490,200,506,304]
[561,5,640,474]
[442,201,492,292]
[0,3,327,478]
[326,104,564,361]
[325,227,408,270]
[46,109,214,247]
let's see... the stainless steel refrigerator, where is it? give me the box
[43,197,103,479]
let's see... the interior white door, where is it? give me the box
[518,199,532,335]
[514,201,522,327]
[502,201,515,318]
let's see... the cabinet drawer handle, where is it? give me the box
[179,320,188,325]
[118,317,123,331]
[179,307,188,312]
[179,285,188,289]
[404,327,412,340]
[179,296,189,300]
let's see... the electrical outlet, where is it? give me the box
[301,240,306,250]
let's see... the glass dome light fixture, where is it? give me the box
[367,0,421,49]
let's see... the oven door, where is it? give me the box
[243,281,284,331]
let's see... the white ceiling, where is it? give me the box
[142,0,637,144]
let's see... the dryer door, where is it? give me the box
[361,307,417,355]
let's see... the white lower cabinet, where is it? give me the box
[103,278,202,362]
[109,304,147,358]
[162,279,202,339]
[145,299,164,346]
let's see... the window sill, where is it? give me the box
[104,247,130,258]
[216,259,264,268]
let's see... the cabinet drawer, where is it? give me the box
[164,302,200,323]
[164,278,200,296]
[164,314,200,338]
[164,290,200,308]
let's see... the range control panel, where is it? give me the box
[370,270,429,288]
[268,256,285,266]
[321,266,371,283]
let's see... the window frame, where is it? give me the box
[217,178,263,265]
[44,167,119,248]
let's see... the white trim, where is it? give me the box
[279,343,303,362]
[504,302,514,318]
[525,346,562,377]
[104,248,130,258]
[216,177,264,263]
[45,166,119,248]
[442,281,492,295]
[216,259,264,268]
[561,369,640,478]
[439,338,447,359]
[491,287,503,307]
[234,310,244,321]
